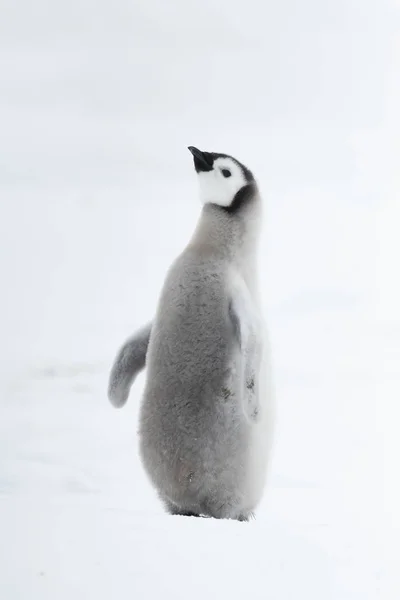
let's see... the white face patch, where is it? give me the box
[196,157,247,208]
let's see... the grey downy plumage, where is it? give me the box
[108,147,274,521]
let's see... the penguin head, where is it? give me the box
[188,146,255,211]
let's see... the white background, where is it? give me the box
[0,1,399,598]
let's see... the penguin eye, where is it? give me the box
[221,168,231,178]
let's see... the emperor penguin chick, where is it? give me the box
[109,146,274,521]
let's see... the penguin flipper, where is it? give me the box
[228,291,261,422]
[108,322,152,408]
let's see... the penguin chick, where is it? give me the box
[108,146,274,522]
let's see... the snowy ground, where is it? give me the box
[0,1,398,598]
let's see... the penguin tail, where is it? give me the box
[107,322,152,408]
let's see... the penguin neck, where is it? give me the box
[188,191,262,290]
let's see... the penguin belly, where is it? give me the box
[138,261,268,520]
[139,357,254,521]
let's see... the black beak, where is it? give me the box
[188,146,213,172]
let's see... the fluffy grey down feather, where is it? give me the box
[108,322,152,408]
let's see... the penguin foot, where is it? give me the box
[237,511,255,522]
[163,499,201,518]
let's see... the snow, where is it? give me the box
[0,1,398,598]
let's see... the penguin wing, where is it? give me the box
[229,286,262,423]
[107,322,152,408]
[228,279,254,350]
